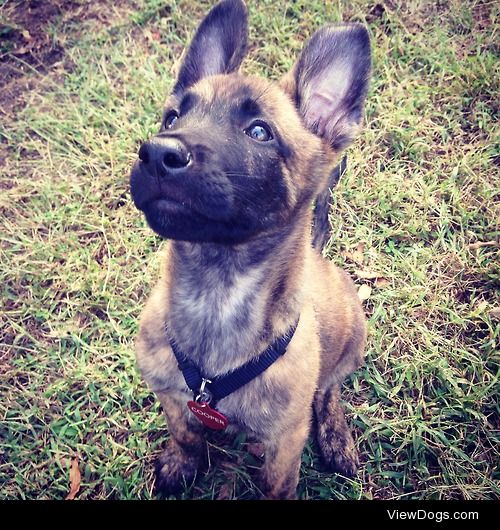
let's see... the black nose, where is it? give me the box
[138,137,192,175]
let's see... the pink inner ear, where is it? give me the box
[199,34,225,76]
[305,93,340,135]
[302,64,351,135]
[201,35,224,77]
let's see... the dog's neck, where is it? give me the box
[167,222,308,375]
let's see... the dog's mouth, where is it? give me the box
[130,160,261,244]
[144,195,207,221]
[131,162,234,240]
[141,193,256,244]
[131,162,197,215]
[151,196,189,214]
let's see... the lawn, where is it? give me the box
[0,0,498,500]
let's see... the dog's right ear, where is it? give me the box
[173,0,248,95]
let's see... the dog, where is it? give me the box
[130,0,370,499]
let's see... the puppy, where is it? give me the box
[130,0,370,499]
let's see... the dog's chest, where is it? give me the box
[169,264,268,375]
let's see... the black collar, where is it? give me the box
[167,319,299,406]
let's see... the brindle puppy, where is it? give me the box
[130,0,370,499]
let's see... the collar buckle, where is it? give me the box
[195,377,213,404]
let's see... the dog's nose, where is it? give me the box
[138,137,192,175]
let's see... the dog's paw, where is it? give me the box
[154,443,199,496]
[317,427,360,478]
[325,443,359,478]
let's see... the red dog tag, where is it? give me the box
[187,401,229,430]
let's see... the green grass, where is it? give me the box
[1,0,498,500]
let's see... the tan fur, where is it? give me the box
[136,210,366,498]
[133,3,368,500]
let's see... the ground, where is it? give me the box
[0,0,498,499]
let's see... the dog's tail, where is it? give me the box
[312,155,347,252]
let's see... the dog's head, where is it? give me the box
[130,0,370,244]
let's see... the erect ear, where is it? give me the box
[280,23,371,150]
[173,0,248,95]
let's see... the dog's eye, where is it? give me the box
[164,111,179,129]
[245,121,273,142]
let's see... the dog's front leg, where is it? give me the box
[154,391,205,496]
[262,414,311,500]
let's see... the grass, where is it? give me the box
[0,0,498,500]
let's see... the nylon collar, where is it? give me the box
[167,320,299,405]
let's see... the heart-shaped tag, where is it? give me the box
[187,401,229,430]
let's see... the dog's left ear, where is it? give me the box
[281,23,371,150]
[173,0,248,95]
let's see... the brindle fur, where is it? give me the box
[131,0,370,499]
